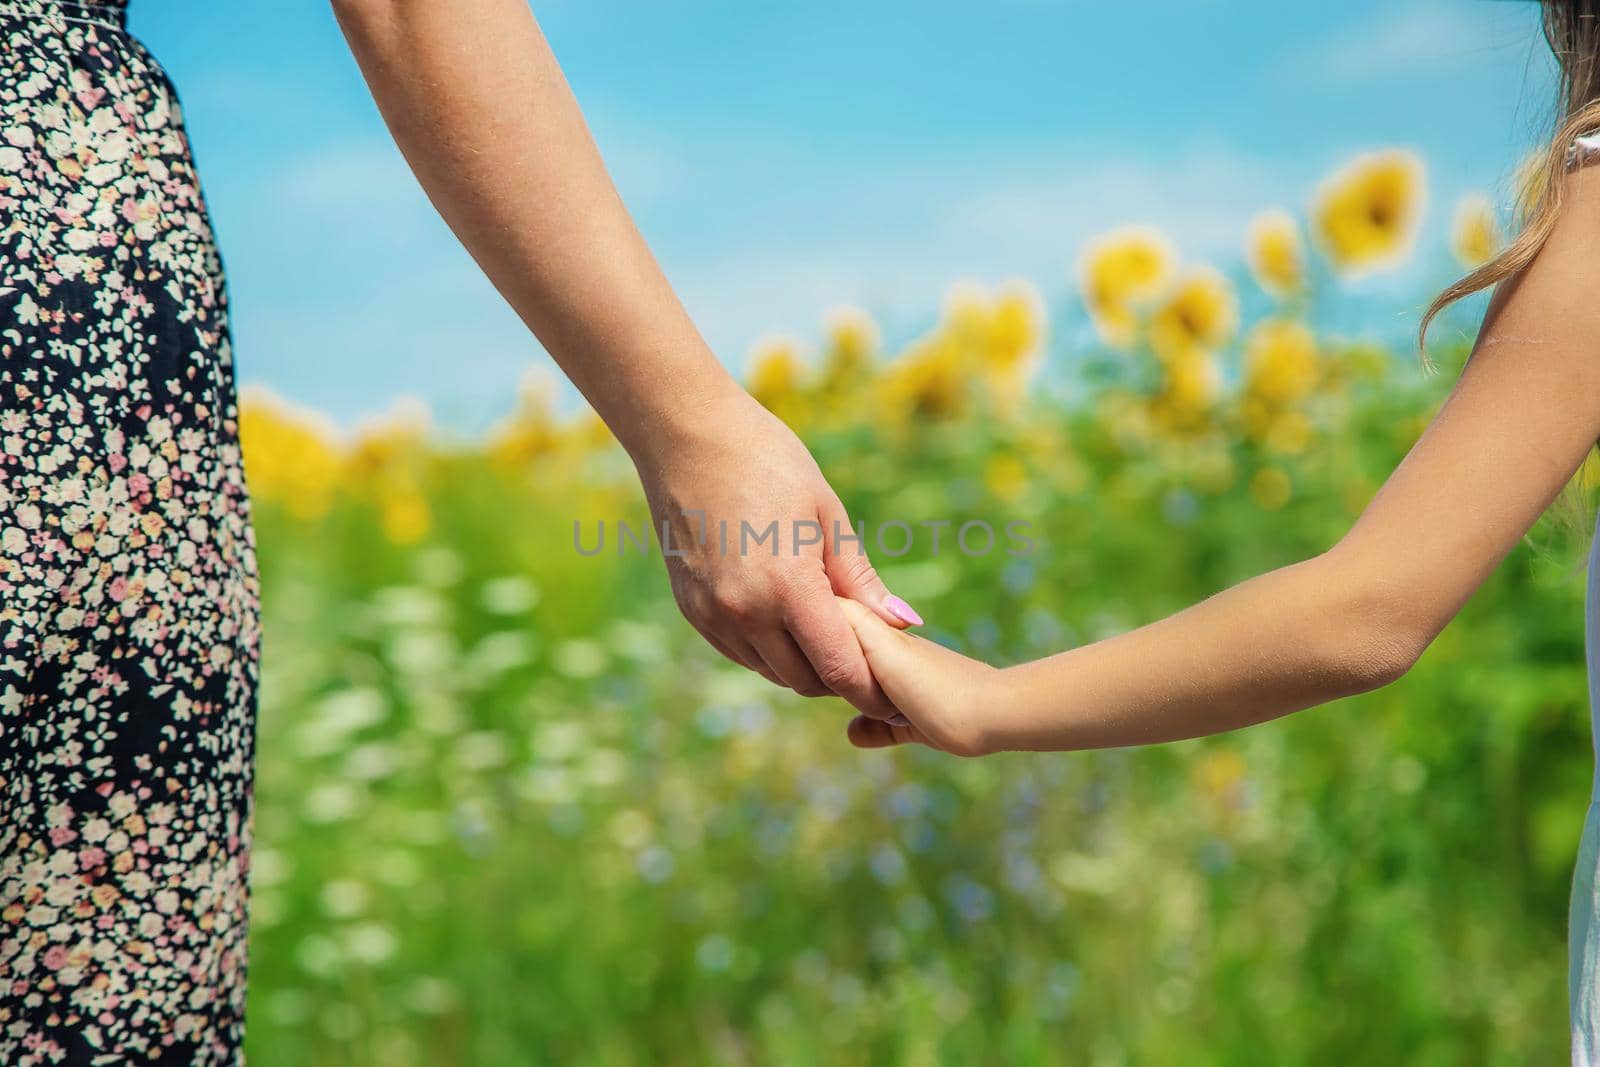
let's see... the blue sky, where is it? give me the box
[131,0,1555,429]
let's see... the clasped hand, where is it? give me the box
[632,391,995,754]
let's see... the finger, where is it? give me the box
[846,714,918,749]
[784,583,900,720]
[751,630,831,697]
[697,614,793,693]
[694,624,767,676]
[818,493,922,630]
[722,632,784,688]
[699,630,746,667]
[835,595,937,717]
[836,596,911,669]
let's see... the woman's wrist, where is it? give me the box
[619,373,761,479]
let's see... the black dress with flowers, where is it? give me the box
[0,2,260,1063]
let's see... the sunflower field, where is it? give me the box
[238,149,1593,1065]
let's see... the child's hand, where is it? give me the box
[836,597,1001,756]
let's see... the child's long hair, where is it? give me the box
[1420,1,1600,347]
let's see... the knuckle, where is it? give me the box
[771,565,821,605]
[708,584,751,623]
[813,654,863,693]
[847,554,879,584]
[834,546,877,580]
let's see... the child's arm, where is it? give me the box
[843,168,1600,757]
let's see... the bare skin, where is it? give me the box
[841,168,1600,756]
[330,0,915,716]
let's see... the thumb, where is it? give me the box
[819,492,923,630]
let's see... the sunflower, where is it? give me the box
[1450,194,1502,270]
[1512,148,1548,221]
[747,337,807,418]
[1149,267,1237,363]
[380,487,432,545]
[487,372,561,469]
[561,408,616,453]
[1245,209,1305,298]
[942,281,992,345]
[880,337,967,421]
[1311,149,1426,276]
[1151,347,1222,434]
[348,398,430,479]
[238,387,343,521]
[823,307,878,379]
[348,400,434,540]
[1077,226,1176,348]
[1166,347,1222,410]
[1243,319,1320,408]
[987,281,1046,374]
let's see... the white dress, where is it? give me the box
[1575,510,1600,1062]
[1573,133,1600,1067]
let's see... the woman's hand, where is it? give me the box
[837,597,1001,755]
[635,393,921,719]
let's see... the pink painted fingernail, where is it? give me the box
[887,714,911,727]
[884,594,923,626]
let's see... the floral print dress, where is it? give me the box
[0,2,260,1063]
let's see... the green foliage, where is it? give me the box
[244,343,1591,1066]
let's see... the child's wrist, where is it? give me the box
[969,663,1018,756]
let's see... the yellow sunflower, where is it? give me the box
[987,281,1046,374]
[487,372,561,468]
[1149,267,1237,363]
[1077,226,1176,348]
[823,307,878,378]
[1245,209,1305,298]
[238,387,343,521]
[1311,149,1426,276]
[880,337,967,421]
[747,337,807,418]
[1243,319,1320,408]
[1450,194,1502,270]
[1152,347,1222,434]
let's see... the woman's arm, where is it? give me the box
[841,169,1600,757]
[330,0,913,715]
